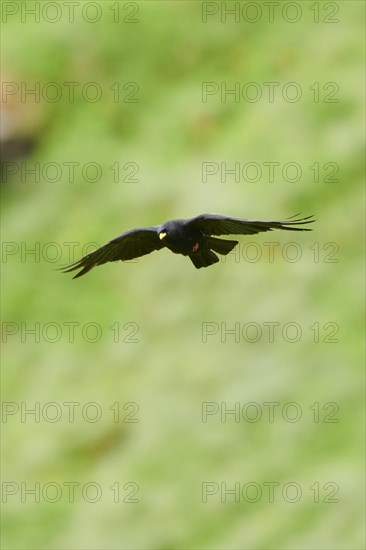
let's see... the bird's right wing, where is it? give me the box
[59,227,162,278]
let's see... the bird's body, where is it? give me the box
[157,219,203,255]
[60,213,314,278]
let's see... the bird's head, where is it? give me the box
[158,221,186,248]
[158,221,175,241]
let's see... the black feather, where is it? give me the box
[59,213,314,277]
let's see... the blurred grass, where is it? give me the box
[1,1,365,549]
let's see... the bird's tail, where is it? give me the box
[189,238,238,269]
[206,237,238,255]
[189,249,219,269]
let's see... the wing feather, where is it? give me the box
[186,214,315,236]
[59,227,161,278]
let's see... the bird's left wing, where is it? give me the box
[185,214,315,236]
[59,227,162,278]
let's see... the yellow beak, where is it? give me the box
[159,232,167,240]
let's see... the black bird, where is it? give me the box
[60,213,314,278]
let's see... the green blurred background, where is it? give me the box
[1,1,364,549]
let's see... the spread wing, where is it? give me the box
[59,227,162,278]
[185,214,315,236]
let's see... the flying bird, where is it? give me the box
[59,213,314,278]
